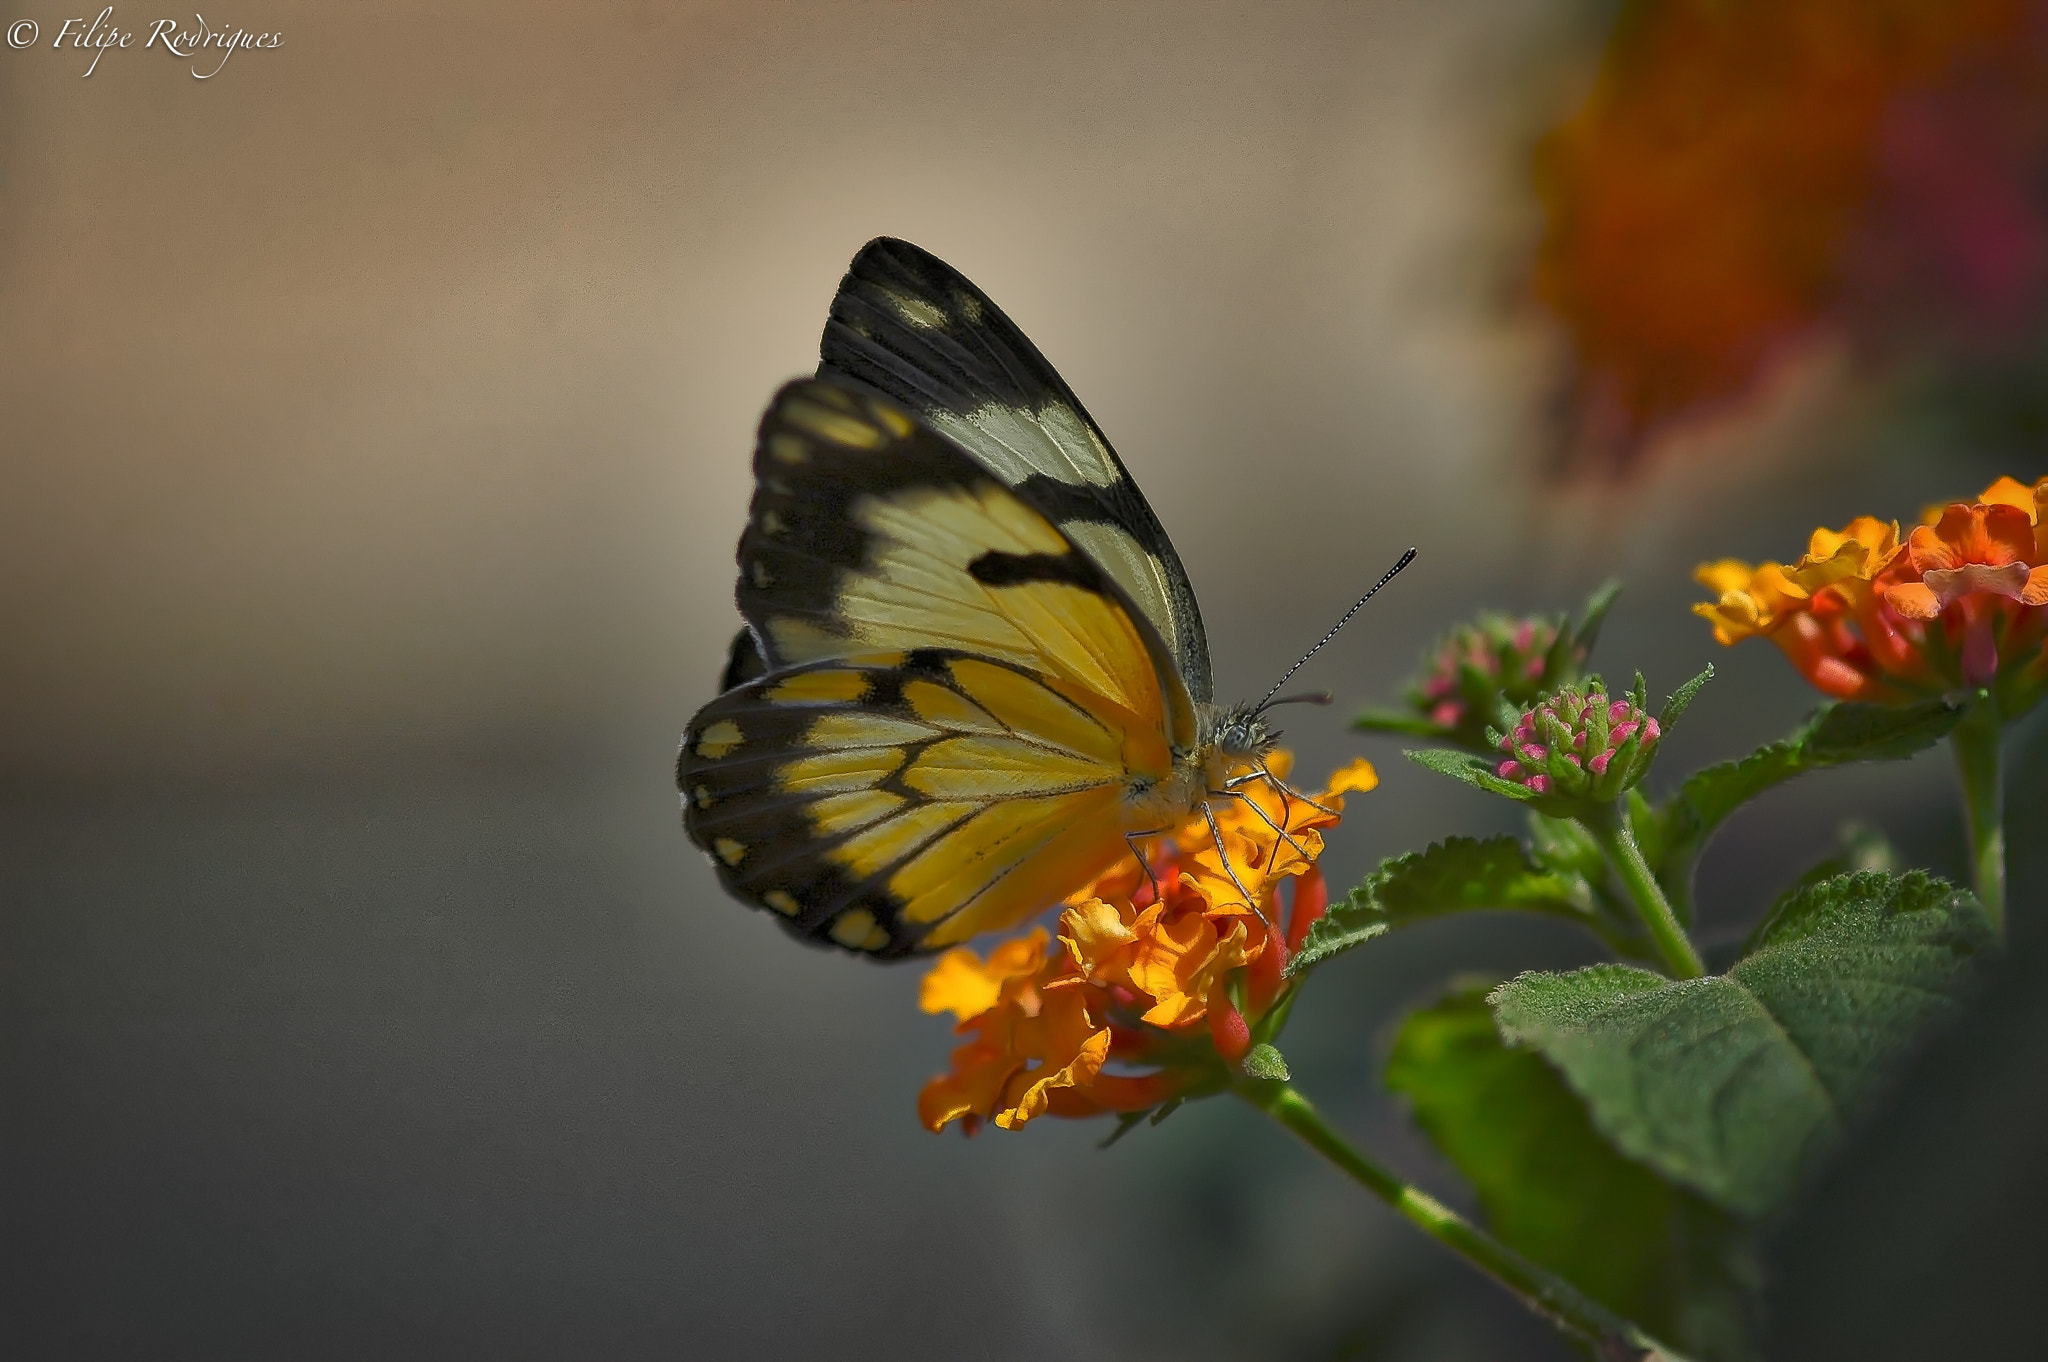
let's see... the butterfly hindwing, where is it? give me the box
[818,237,1213,710]
[681,651,1145,956]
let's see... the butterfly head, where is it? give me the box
[1211,702,1279,768]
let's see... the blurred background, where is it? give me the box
[3,1,2043,1357]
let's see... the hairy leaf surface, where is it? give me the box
[1490,872,1993,1216]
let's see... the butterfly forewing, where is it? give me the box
[737,378,1194,747]
[819,237,1213,709]
[684,377,1188,954]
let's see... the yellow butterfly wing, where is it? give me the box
[681,379,1188,956]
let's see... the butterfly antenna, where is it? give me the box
[1255,548,1417,714]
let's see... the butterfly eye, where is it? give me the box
[1215,715,1268,758]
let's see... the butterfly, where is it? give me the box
[679,238,1410,958]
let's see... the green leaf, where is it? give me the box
[1660,699,1963,880]
[1351,706,1453,740]
[1097,1110,1151,1149]
[1286,836,1590,977]
[1757,823,1899,949]
[1658,664,1715,731]
[1571,577,1624,657]
[1389,988,1757,1356]
[1405,746,1537,801]
[1241,1042,1291,1080]
[1490,871,1995,1217]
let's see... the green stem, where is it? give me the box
[1237,1081,1691,1361]
[1951,697,2006,936]
[1583,805,1705,979]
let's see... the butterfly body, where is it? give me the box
[680,239,1279,958]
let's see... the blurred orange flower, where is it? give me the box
[916,756,1376,1133]
[1535,0,2042,470]
[1694,476,2048,706]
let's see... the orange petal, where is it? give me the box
[2024,565,2048,608]
[1694,558,1758,595]
[1981,476,2039,516]
[1913,504,2035,571]
[1802,517,1899,579]
[1882,581,1943,620]
[1922,562,2035,608]
[1907,520,1963,573]
[1326,758,1379,797]
[1132,909,1217,1026]
[993,1025,1111,1129]
[1059,898,1137,976]
[919,931,1046,1021]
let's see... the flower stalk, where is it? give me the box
[1236,1079,1692,1361]
[1582,803,1705,979]
[1950,696,2006,936]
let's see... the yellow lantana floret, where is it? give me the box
[916,755,1374,1133]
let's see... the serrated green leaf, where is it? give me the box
[1389,988,1757,1357]
[1242,1042,1291,1080]
[1287,836,1590,976]
[1490,872,1994,1216]
[1662,700,1962,879]
[1659,664,1715,730]
[1286,915,1389,976]
[1754,824,1899,952]
[1405,746,1538,800]
[1801,697,1971,761]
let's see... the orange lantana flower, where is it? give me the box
[1694,476,2048,710]
[1534,0,2036,469]
[916,756,1377,1134]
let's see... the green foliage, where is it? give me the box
[1570,577,1624,658]
[1490,872,1995,1216]
[1286,836,1593,977]
[1404,746,1539,800]
[1761,823,1898,943]
[1295,578,2010,1353]
[1654,698,1963,899]
[1388,988,1757,1358]
[1658,664,1715,730]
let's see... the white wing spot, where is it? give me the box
[880,287,948,330]
[922,401,1118,489]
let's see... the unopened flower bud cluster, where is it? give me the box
[1493,678,1659,802]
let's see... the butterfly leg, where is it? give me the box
[1123,829,1166,903]
[1200,799,1273,929]
[1233,765,1337,817]
[1214,786,1313,863]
